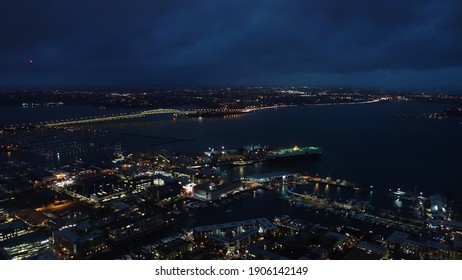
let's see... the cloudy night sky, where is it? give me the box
[1,0,462,92]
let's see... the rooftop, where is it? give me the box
[0,230,48,249]
[194,218,275,233]
[54,228,104,244]
[0,220,27,232]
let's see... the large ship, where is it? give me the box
[267,146,322,160]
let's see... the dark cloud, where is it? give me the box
[1,0,461,91]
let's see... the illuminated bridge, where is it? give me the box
[44,108,253,127]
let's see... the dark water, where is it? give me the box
[0,105,138,126]
[0,105,139,166]
[82,102,461,201]
[1,102,462,214]
[175,188,376,231]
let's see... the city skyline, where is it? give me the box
[1,0,462,92]
[1,1,461,261]
[1,88,461,260]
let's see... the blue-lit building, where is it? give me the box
[0,220,29,241]
[0,230,49,260]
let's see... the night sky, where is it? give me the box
[1,0,462,92]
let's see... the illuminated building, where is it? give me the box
[153,238,193,259]
[0,220,29,241]
[72,174,126,203]
[324,231,349,250]
[108,207,164,243]
[127,175,182,200]
[243,171,293,183]
[172,168,199,182]
[51,228,106,259]
[193,218,277,253]
[151,178,182,201]
[343,241,389,260]
[193,180,243,201]
[246,241,291,260]
[126,176,153,193]
[387,230,461,260]
[0,231,49,260]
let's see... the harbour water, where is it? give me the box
[1,101,462,215]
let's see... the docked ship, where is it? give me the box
[267,146,322,160]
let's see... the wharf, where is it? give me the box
[389,189,428,202]
[297,174,367,193]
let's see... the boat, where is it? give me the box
[267,146,322,160]
[231,159,255,166]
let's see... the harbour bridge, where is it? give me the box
[43,108,254,127]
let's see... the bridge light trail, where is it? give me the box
[43,108,251,127]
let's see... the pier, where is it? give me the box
[297,174,368,192]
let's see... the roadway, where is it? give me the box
[43,108,251,127]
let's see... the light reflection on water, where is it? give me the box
[1,102,461,214]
